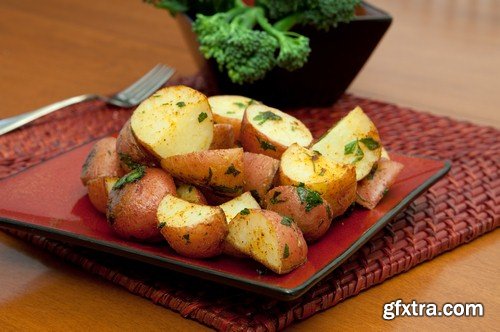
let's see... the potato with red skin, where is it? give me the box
[264,186,332,243]
[226,209,308,274]
[81,137,124,185]
[107,168,176,242]
[116,119,158,172]
[356,159,404,209]
[240,104,313,159]
[208,95,254,141]
[161,148,245,197]
[243,152,279,203]
[157,195,228,258]
[176,184,207,205]
[209,124,235,150]
[87,176,118,213]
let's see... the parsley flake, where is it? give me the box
[283,244,290,259]
[225,164,241,177]
[270,191,285,204]
[233,102,247,109]
[113,166,145,190]
[158,222,166,229]
[257,137,276,151]
[296,185,323,212]
[253,111,282,125]
[198,112,208,122]
[360,137,380,150]
[281,216,293,227]
[240,208,250,215]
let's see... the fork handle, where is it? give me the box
[0,94,99,136]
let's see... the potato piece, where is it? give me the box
[264,186,332,243]
[116,119,158,172]
[356,159,404,209]
[81,137,124,185]
[381,147,390,160]
[312,106,382,180]
[157,195,228,258]
[87,177,118,214]
[227,209,307,274]
[209,124,235,150]
[279,144,357,218]
[243,152,280,203]
[220,192,261,223]
[107,167,176,242]
[240,104,313,159]
[219,192,261,257]
[198,188,234,205]
[208,95,254,140]
[161,148,245,197]
[131,86,214,159]
[176,184,207,205]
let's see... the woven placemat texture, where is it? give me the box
[1,75,498,331]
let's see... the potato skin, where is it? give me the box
[116,119,158,172]
[209,124,235,150]
[107,168,176,242]
[160,210,228,258]
[87,177,118,214]
[227,209,307,274]
[264,186,332,243]
[81,137,124,185]
[356,159,404,209]
[161,148,245,197]
[243,152,279,203]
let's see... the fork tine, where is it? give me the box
[126,67,175,103]
[116,64,165,97]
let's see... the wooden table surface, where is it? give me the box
[0,0,498,330]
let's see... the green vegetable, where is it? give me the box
[253,111,282,125]
[269,191,285,204]
[281,216,293,226]
[283,243,290,258]
[198,112,208,122]
[225,164,241,176]
[176,101,186,108]
[147,0,359,84]
[118,153,142,170]
[344,137,379,163]
[158,221,167,229]
[296,183,323,212]
[113,166,146,190]
[240,208,250,215]
[256,136,276,151]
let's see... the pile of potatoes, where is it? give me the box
[80,85,403,274]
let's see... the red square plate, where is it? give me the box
[0,142,450,300]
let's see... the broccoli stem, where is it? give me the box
[273,13,303,32]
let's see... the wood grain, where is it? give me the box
[0,0,498,330]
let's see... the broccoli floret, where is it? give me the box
[255,0,302,20]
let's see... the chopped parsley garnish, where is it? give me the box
[233,102,247,109]
[360,137,380,150]
[152,94,161,98]
[176,101,186,107]
[344,137,379,163]
[240,208,250,215]
[253,111,282,125]
[326,205,332,219]
[257,137,276,151]
[118,153,141,170]
[113,166,145,190]
[296,184,323,212]
[198,112,208,122]
[367,163,379,180]
[82,148,96,172]
[225,164,241,177]
[158,222,166,229]
[281,216,293,227]
[269,191,285,204]
[318,168,327,176]
[283,244,290,259]
[226,111,236,114]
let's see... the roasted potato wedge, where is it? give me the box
[161,148,245,197]
[107,167,176,242]
[356,159,404,209]
[208,95,254,140]
[264,186,332,243]
[243,152,280,203]
[226,209,307,274]
[279,144,357,218]
[312,106,382,180]
[219,192,261,223]
[81,137,124,185]
[87,176,118,214]
[176,184,207,205]
[240,104,313,159]
[157,195,228,258]
[116,119,158,172]
[209,123,235,150]
[219,192,261,257]
[131,85,214,159]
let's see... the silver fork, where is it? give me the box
[0,64,175,136]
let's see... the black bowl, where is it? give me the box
[178,2,392,108]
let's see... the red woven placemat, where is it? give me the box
[1,75,499,331]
